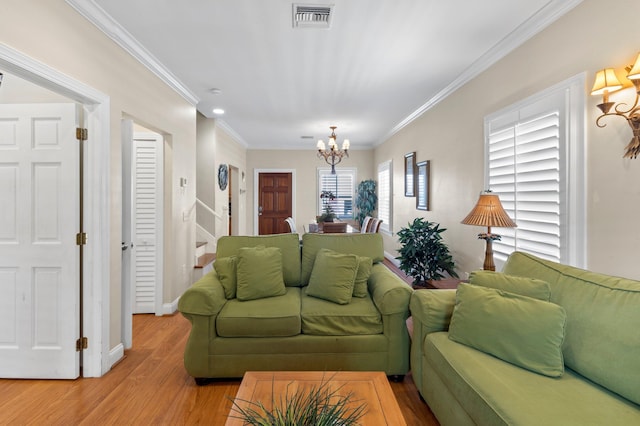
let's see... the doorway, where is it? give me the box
[0,45,110,378]
[121,119,164,349]
[229,165,241,236]
[256,171,294,235]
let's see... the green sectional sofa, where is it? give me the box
[410,251,640,425]
[178,232,412,382]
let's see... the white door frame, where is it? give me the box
[0,43,111,377]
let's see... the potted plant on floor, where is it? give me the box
[396,217,458,287]
[355,179,377,229]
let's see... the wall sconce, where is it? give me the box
[591,52,640,159]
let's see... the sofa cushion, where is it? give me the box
[301,290,383,335]
[217,287,301,337]
[213,256,237,299]
[424,332,640,425]
[353,256,373,298]
[216,234,302,286]
[449,283,566,378]
[306,249,358,304]
[301,233,384,284]
[469,270,550,301]
[503,251,640,405]
[236,246,286,301]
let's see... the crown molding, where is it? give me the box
[215,119,249,148]
[66,0,199,106]
[377,0,584,146]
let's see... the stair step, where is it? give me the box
[195,252,216,269]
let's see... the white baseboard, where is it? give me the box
[384,251,400,267]
[108,343,124,370]
[161,295,180,315]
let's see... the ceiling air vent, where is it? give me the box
[293,4,333,29]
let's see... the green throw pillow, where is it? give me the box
[306,248,358,304]
[236,246,286,301]
[214,256,237,299]
[469,270,551,301]
[449,283,566,378]
[353,256,373,298]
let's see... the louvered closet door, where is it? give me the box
[132,136,163,314]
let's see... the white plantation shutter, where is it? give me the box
[318,168,355,220]
[377,160,392,233]
[485,75,585,268]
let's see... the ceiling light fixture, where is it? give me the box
[212,108,225,115]
[316,126,349,174]
[591,52,640,159]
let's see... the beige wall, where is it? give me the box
[375,0,640,280]
[214,122,248,237]
[246,149,374,235]
[1,0,197,349]
[196,114,248,239]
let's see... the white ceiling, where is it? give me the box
[82,0,580,149]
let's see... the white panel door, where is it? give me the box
[0,103,79,379]
[131,133,163,314]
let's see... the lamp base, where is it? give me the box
[483,239,496,271]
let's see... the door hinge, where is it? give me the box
[76,232,87,246]
[76,337,88,351]
[76,127,88,141]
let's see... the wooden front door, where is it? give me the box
[258,173,292,235]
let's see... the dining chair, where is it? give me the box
[285,217,297,233]
[361,216,373,233]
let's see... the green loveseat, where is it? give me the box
[410,251,640,425]
[178,233,412,382]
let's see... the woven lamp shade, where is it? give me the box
[461,193,516,228]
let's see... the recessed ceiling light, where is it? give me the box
[213,108,225,115]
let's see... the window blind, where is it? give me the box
[317,168,355,220]
[488,111,560,263]
[377,160,392,233]
[484,74,585,269]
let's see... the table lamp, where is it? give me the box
[461,191,517,271]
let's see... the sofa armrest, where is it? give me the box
[409,289,457,334]
[409,289,456,391]
[368,263,413,315]
[178,271,227,316]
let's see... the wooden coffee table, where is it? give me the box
[225,371,406,425]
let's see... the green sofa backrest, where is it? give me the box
[300,233,384,285]
[216,234,302,286]
[503,251,640,406]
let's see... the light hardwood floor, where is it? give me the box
[0,313,438,425]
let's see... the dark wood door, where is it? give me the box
[258,172,292,235]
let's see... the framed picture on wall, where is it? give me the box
[416,160,430,211]
[404,152,416,197]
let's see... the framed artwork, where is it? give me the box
[404,152,416,197]
[218,164,228,190]
[416,160,430,211]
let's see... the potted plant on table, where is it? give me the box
[317,191,337,230]
[396,217,458,288]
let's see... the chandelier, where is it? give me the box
[316,126,350,174]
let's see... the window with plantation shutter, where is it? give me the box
[377,160,392,233]
[484,74,586,269]
[317,168,356,220]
